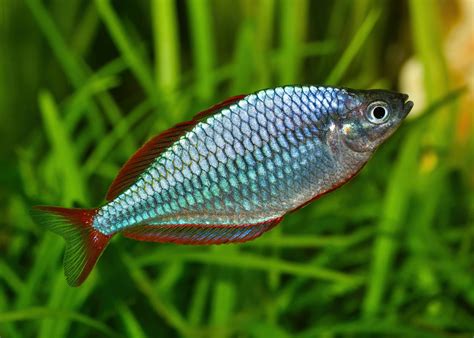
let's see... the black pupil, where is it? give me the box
[373,106,386,119]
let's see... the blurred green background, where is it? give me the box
[0,0,473,337]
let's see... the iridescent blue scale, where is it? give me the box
[93,86,360,234]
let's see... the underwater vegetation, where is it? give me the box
[0,0,472,337]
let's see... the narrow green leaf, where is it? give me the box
[187,275,210,328]
[243,227,374,248]
[14,235,62,309]
[0,260,25,295]
[254,0,276,86]
[118,304,147,338]
[24,0,106,138]
[0,307,121,338]
[138,250,363,286]
[209,280,235,338]
[38,271,96,338]
[152,0,181,91]
[83,100,153,176]
[95,0,156,98]
[187,0,215,101]
[409,0,452,144]
[362,128,422,317]
[39,90,87,205]
[279,0,309,83]
[121,253,192,336]
[325,9,380,85]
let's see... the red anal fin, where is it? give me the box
[32,206,111,287]
[106,94,247,201]
[122,217,282,245]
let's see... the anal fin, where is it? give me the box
[122,217,282,245]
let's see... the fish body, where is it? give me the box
[34,85,413,286]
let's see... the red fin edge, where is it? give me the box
[105,121,195,201]
[106,94,246,201]
[32,206,111,287]
[192,94,246,121]
[122,217,282,245]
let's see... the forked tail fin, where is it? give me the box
[32,206,111,287]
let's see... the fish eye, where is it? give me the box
[367,101,390,124]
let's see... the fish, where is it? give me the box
[33,85,413,286]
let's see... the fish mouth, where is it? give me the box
[402,97,414,117]
[403,101,414,117]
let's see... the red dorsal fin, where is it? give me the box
[105,121,195,201]
[105,94,246,201]
[193,95,246,120]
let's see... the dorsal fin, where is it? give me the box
[192,94,246,120]
[105,94,246,201]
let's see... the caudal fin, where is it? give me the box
[32,206,111,287]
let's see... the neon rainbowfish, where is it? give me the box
[34,85,413,286]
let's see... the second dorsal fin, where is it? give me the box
[105,94,246,201]
[193,94,246,120]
